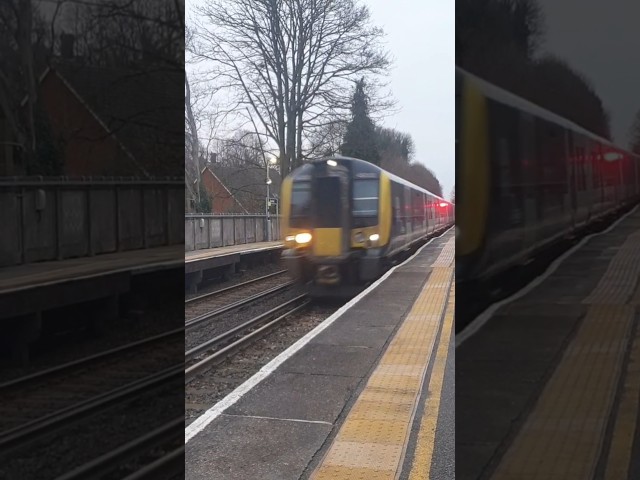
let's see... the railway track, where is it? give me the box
[185,294,310,382]
[0,328,183,457]
[185,270,293,326]
[56,417,184,480]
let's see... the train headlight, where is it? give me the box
[295,232,312,244]
[354,232,365,243]
[369,233,380,242]
[285,235,295,242]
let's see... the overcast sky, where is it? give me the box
[537,0,640,147]
[186,0,455,199]
[363,0,455,198]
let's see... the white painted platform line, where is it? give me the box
[185,227,454,443]
[456,205,640,348]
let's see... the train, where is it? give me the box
[280,156,454,297]
[456,67,640,284]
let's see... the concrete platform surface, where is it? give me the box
[185,241,282,263]
[185,229,455,480]
[0,244,183,295]
[456,205,640,480]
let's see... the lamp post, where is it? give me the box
[266,157,277,241]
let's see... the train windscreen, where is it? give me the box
[352,179,379,227]
[315,177,342,228]
[290,181,311,228]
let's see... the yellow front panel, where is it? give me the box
[280,176,293,237]
[313,228,342,256]
[458,78,489,256]
[379,174,392,245]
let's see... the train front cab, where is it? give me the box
[280,159,389,293]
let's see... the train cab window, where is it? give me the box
[316,177,343,228]
[290,181,311,227]
[352,179,379,227]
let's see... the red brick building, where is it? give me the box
[10,60,182,178]
[199,164,247,214]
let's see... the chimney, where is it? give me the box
[209,152,217,164]
[60,33,75,59]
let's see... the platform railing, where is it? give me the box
[0,178,184,268]
[185,214,281,251]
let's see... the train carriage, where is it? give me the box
[280,156,454,297]
[456,67,640,284]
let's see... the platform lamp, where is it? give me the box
[265,156,277,241]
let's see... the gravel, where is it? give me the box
[0,270,184,479]
[0,379,183,480]
[185,283,308,351]
[184,271,292,322]
[185,302,341,424]
[0,297,183,384]
[0,336,182,432]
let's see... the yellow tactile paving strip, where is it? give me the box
[604,301,640,480]
[409,281,455,480]
[583,232,640,305]
[311,238,454,480]
[491,231,640,480]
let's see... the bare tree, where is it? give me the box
[45,0,184,68]
[377,126,415,162]
[185,72,200,204]
[0,0,50,172]
[1,1,184,175]
[210,130,282,212]
[306,118,348,157]
[190,0,391,177]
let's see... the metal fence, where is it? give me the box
[0,178,184,268]
[185,214,281,251]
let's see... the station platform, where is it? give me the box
[456,205,640,480]
[185,229,455,480]
[0,245,183,318]
[0,245,183,364]
[185,241,282,265]
[185,241,283,292]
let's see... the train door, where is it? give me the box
[584,140,594,221]
[389,181,404,253]
[519,112,537,254]
[404,187,412,239]
[573,138,588,226]
[422,193,428,233]
[593,142,605,214]
[566,131,577,231]
[311,166,351,258]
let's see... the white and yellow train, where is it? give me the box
[456,67,640,284]
[280,156,454,297]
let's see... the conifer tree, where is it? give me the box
[341,78,380,165]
